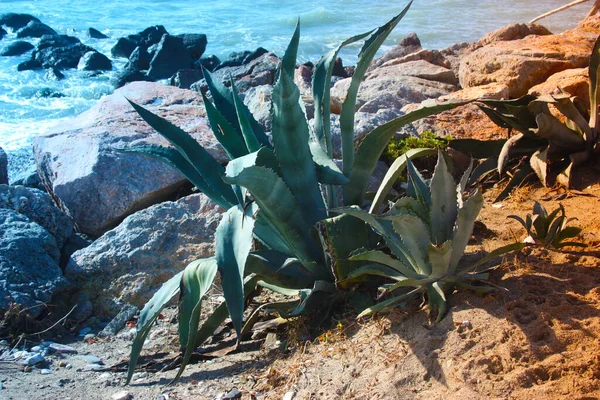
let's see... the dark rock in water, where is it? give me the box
[138,25,168,48]
[243,47,269,64]
[189,79,207,94]
[332,57,347,78]
[195,54,220,72]
[34,41,95,70]
[0,208,68,319]
[112,67,154,89]
[146,43,159,58]
[111,36,139,59]
[10,165,43,190]
[77,51,112,71]
[37,34,80,50]
[87,27,108,39]
[17,58,42,71]
[16,21,57,38]
[0,185,74,250]
[124,46,151,71]
[0,13,40,30]
[217,47,268,70]
[210,52,280,93]
[170,68,204,89]
[1,40,34,56]
[44,67,65,81]
[0,148,7,185]
[0,27,6,39]
[175,33,207,60]
[35,88,65,98]
[147,34,192,80]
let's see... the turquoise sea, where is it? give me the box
[0,0,592,179]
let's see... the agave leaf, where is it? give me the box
[535,114,586,152]
[312,31,373,153]
[458,159,474,201]
[507,214,528,230]
[245,251,315,289]
[272,69,327,225]
[339,3,412,178]
[126,271,183,384]
[468,157,497,185]
[389,196,429,221]
[549,95,592,138]
[215,204,257,341]
[449,139,507,159]
[231,80,261,152]
[449,189,484,274]
[225,148,281,204]
[392,215,431,276]
[342,263,408,283]
[555,241,588,249]
[478,105,531,134]
[281,20,300,79]
[556,226,583,241]
[370,148,437,214]
[494,159,534,203]
[241,300,299,337]
[289,280,336,317]
[458,242,525,274]
[588,36,600,137]
[406,157,432,208]
[175,257,219,381]
[347,249,420,279]
[428,281,447,322]
[530,148,550,187]
[357,287,422,317]
[224,166,324,266]
[429,150,458,244]
[201,92,248,159]
[543,215,565,246]
[257,281,301,296]
[126,99,238,205]
[318,214,370,283]
[309,141,350,186]
[428,241,453,279]
[498,133,524,176]
[345,99,470,205]
[120,145,231,209]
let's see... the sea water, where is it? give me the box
[0,0,592,179]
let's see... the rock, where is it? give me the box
[170,68,204,89]
[368,60,457,86]
[283,392,295,400]
[439,82,510,101]
[138,25,168,48]
[476,23,552,47]
[44,67,65,81]
[0,185,74,249]
[373,32,422,69]
[33,82,223,236]
[210,52,279,92]
[87,28,108,39]
[48,343,77,354]
[35,87,65,98]
[196,54,220,72]
[77,51,112,71]
[75,355,103,364]
[379,48,451,70]
[111,391,132,400]
[40,368,53,375]
[294,64,313,96]
[223,389,242,399]
[147,34,193,80]
[459,15,600,97]
[0,27,6,39]
[0,13,40,30]
[0,147,7,185]
[111,37,139,59]
[1,41,34,56]
[124,46,151,71]
[23,35,95,70]
[528,68,589,107]
[83,364,104,371]
[11,165,44,190]
[17,58,42,71]
[65,193,222,316]
[243,85,273,132]
[70,298,93,323]
[23,354,46,366]
[176,33,207,60]
[97,304,137,337]
[112,67,154,89]
[16,21,57,38]
[332,57,347,78]
[217,47,269,69]
[61,232,93,268]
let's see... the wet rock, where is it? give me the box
[35,87,65,98]
[33,82,222,236]
[0,13,40,30]
[11,165,44,190]
[176,33,207,60]
[1,41,34,56]
[217,47,268,69]
[22,35,95,70]
[147,34,193,80]
[87,28,108,39]
[44,67,65,81]
[124,46,151,71]
[66,193,222,316]
[112,67,153,89]
[0,27,6,39]
[138,25,168,48]
[0,185,73,249]
[0,147,7,185]
[196,54,220,72]
[77,51,112,71]
[111,37,139,59]
[111,26,168,59]
[16,21,57,38]
[170,68,204,89]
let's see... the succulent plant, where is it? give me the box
[508,202,586,249]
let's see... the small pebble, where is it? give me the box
[75,355,103,364]
[111,390,132,400]
[23,354,46,366]
[40,369,53,375]
[57,378,70,387]
[65,364,73,370]
[283,392,295,400]
[83,364,104,371]
[132,372,148,380]
[49,343,78,354]
[462,320,472,329]
[30,345,44,352]
[23,366,32,373]
[57,361,68,368]
[223,388,242,399]
[84,333,96,341]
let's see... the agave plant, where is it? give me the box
[464,35,600,196]
[337,151,522,321]
[122,1,473,382]
[508,201,586,249]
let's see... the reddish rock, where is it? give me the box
[528,68,589,107]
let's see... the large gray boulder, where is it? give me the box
[0,147,7,184]
[0,209,68,318]
[0,185,73,249]
[65,193,222,317]
[33,82,225,237]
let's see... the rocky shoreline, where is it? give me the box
[1,10,600,398]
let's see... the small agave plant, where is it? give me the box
[508,202,586,249]
[338,151,522,321]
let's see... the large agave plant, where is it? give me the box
[122,1,471,382]
[338,150,522,321]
